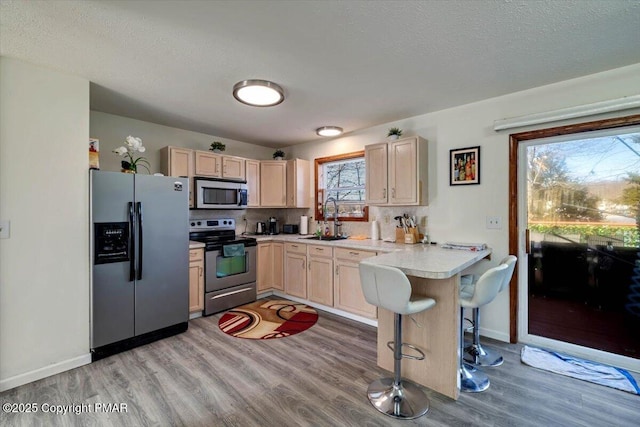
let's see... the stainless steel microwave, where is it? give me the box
[194,178,248,209]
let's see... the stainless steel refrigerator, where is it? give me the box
[90,170,189,360]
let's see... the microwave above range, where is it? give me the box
[194,177,248,209]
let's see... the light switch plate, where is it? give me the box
[486,216,502,229]
[0,220,10,239]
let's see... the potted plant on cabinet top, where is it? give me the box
[273,149,285,160]
[210,141,226,153]
[387,127,403,140]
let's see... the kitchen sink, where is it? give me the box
[301,235,348,241]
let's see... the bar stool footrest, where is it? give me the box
[386,341,426,361]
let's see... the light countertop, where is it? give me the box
[189,240,205,249]
[250,234,491,279]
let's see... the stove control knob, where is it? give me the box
[190,222,195,227]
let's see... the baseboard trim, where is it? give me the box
[271,290,378,327]
[0,353,92,392]
[479,327,510,343]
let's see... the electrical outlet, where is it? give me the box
[241,214,247,221]
[486,216,502,229]
[0,220,9,239]
[384,215,390,224]
[420,216,427,228]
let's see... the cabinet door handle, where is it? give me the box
[199,266,203,277]
[382,188,386,198]
[335,266,339,276]
[349,251,359,256]
[308,261,311,270]
[302,260,305,270]
[391,188,396,197]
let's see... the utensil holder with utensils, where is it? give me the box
[396,227,420,244]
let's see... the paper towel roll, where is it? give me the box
[371,220,379,240]
[300,215,308,235]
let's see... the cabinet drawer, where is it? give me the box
[285,242,306,254]
[334,248,376,262]
[189,248,204,262]
[307,244,333,258]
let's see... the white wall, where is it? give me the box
[287,63,640,342]
[0,57,90,390]
[90,111,274,173]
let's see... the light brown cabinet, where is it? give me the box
[257,242,284,292]
[188,248,204,313]
[194,151,246,180]
[284,242,307,298]
[161,146,194,208]
[260,161,287,207]
[246,159,260,207]
[222,155,246,180]
[286,159,310,208]
[333,247,377,318]
[307,244,333,306]
[194,151,221,177]
[365,136,428,206]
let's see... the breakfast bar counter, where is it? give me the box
[363,245,492,401]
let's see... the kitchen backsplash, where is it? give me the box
[190,205,429,241]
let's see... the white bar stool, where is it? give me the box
[359,262,437,419]
[462,256,517,366]
[459,263,509,392]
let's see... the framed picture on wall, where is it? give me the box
[450,146,480,185]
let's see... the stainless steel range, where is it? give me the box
[189,218,257,316]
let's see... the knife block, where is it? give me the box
[396,227,419,244]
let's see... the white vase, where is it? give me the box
[388,134,400,141]
[275,156,283,160]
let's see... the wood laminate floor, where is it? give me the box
[1,307,639,427]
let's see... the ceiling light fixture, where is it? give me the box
[316,126,343,137]
[233,79,284,107]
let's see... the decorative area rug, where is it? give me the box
[521,345,640,395]
[218,299,318,340]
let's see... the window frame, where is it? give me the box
[314,151,369,222]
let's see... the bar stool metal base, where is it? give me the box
[367,378,430,419]
[459,363,490,393]
[463,343,504,367]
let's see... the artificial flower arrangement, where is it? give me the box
[113,135,150,173]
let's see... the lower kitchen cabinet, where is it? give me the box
[272,242,284,290]
[257,242,284,292]
[189,248,204,313]
[333,248,377,318]
[284,242,307,298]
[307,244,333,306]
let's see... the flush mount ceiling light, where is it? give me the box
[316,126,343,137]
[233,79,284,107]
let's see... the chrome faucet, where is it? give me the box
[323,197,342,236]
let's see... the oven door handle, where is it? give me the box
[136,202,143,280]
[128,201,135,282]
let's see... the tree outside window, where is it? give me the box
[314,151,368,221]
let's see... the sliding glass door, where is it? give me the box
[517,126,640,370]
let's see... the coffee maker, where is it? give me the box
[268,217,278,235]
[256,221,266,235]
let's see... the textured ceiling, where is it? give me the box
[1,0,639,148]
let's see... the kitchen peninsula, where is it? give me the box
[254,235,491,400]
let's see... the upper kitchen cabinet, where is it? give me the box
[365,136,428,206]
[161,146,194,208]
[246,159,260,207]
[222,155,246,180]
[286,159,310,208]
[194,150,221,177]
[259,160,287,207]
[194,151,246,180]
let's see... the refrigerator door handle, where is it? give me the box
[128,201,135,282]
[136,201,143,280]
